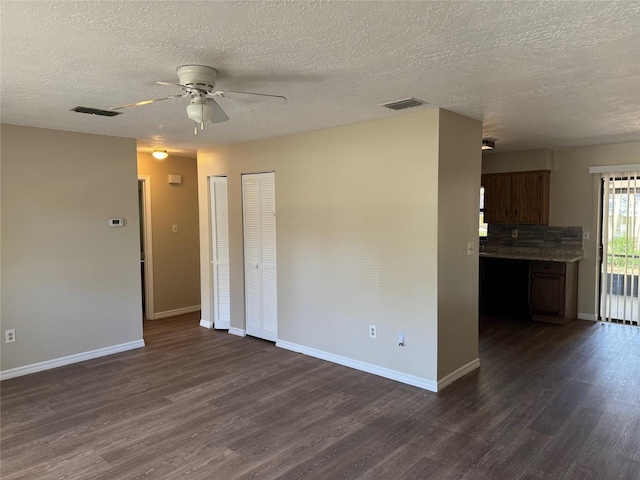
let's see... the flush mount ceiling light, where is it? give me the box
[152,150,169,160]
[482,139,496,151]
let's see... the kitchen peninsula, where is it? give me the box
[480,225,584,325]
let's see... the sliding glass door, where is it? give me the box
[600,172,640,325]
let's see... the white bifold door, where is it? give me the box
[209,176,230,329]
[242,172,278,341]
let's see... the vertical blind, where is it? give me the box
[600,171,640,325]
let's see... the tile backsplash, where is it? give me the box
[484,225,583,253]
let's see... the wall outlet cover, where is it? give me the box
[5,329,16,343]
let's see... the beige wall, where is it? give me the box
[437,110,482,377]
[197,108,481,387]
[482,142,640,318]
[1,125,143,372]
[137,153,200,316]
[482,148,554,174]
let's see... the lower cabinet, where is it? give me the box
[480,258,579,324]
[530,261,578,324]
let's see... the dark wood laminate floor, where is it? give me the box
[1,314,639,480]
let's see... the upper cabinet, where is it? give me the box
[482,170,550,225]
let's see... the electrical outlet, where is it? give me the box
[398,332,405,347]
[172,224,178,233]
[369,325,377,339]
[5,329,16,344]
[512,229,518,238]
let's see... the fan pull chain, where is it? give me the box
[194,123,198,135]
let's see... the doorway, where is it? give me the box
[599,172,640,325]
[138,176,154,321]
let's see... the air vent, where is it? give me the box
[71,106,121,117]
[380,97,426,110]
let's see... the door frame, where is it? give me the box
[597,177,605,320]
[138,176,154,320]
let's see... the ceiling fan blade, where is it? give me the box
[213,90,287,103]
[155,81,183,88]
[110,94,185,110]
[206,98,229,123]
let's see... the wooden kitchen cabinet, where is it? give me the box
[482,170,550,225]
[530,261,578,324]
[482,173,512,224]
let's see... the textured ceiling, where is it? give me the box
[1,1,639,156]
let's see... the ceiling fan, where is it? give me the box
[110,65,287,134]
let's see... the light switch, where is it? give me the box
[467,242,475,256]
[172,225,178,233]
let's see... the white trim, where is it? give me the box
[437,358,481,391]
[276,339,438,392]
[152,305,201,320]
[228,328,246,337]
[138,176,154,320]
[578,312,598,321]
[200,319,214,329]
[0,340,145,381]
[588,164,640,174]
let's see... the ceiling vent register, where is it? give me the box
[380,97,426,110]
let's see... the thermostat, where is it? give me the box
[109,218,124,227]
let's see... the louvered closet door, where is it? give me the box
[209,176,230,329]
[242,172,277,341]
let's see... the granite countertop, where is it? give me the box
[479,250,583,263]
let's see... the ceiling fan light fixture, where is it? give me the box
[152,149,169,160]
[186,102,214,125]
[482,139,496,151]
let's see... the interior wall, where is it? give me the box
[1,125,143,372]
[550,142,640,317]
[198,109,442,383]
[437,110,482,378]
[482,148,554,174]
[137,153,200,316]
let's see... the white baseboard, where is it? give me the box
[578,313,598,321]
[228,328,246,337]
[275,339,438,392]
[0,339,145,381]
[437,358,480,391]
[199,319,214,329]
[152,305,201,320]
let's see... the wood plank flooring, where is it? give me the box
[1,314,639,479]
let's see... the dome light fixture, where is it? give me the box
[152,149,169,160]
[482,139,495,151]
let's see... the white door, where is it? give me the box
[242,172,277,341]
[209,176,230,329]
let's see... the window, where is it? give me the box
[479,186,487,237]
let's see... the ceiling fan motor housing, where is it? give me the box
[177,65,217,92]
